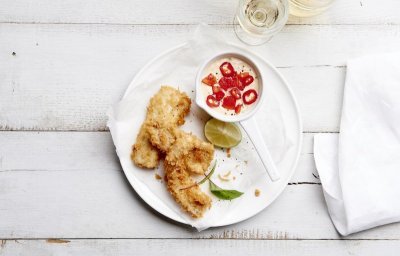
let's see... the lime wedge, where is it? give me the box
[204,118,242,148]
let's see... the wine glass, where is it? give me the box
[289,0,336,17]
[234,0,289,46]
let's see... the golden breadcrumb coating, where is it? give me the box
[131,123,160,168]
[166,130,214,175]
[131,86,191,168]
[164,161,212,218]
[131,86,214,218]
[147,124,178,153]
[164,131,214,218]
[146,86,191,126]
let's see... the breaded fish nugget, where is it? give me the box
[131,123,160,168]
[147,125,177,153]
[131,86,191,168]
[147,86,191,126]
[132,86,214,218]
[164,162,212,218]
[164,131,214,218]
[166,130,214,175]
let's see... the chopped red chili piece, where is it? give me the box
[220,62,235,77]
[236,72,252,90]
[237,72,250,80]
[241,75,254,86]
[219,76,238,91]
[222,96,236,110]
[212,85,222,94]
[202,73,217,86]
[214,91,225,101]
[206,95,220,107]
[229,87,241,100]
[235,104,242,114]
[242,89,258,105]
[236,79,245,91]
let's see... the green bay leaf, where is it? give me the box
[209,180,244,200]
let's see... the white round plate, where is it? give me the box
[119,43,302,227]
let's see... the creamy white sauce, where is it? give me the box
[201,57,260,116]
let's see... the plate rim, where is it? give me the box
[119,42,303,227]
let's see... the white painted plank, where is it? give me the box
[281,66,344,132]
[2,24,398,69]
[2,24,399,131]
[0,171,399,239]
[0,172,350,239]
[1,0,400,25]
[1,132,400,239]
[0,132,317,183]
[0,132,119,172]
[1,239,400,256]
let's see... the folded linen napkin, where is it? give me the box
[314,53,400,236]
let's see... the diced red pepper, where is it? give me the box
[219,76,238,91]
[219,62,235,77]
[237,72,249,80]
[222,96,236,110]
[242,89,258,105]
[214,91,225,101]
[234,72,251,90]
[229,87,241,100]
[212,85,225,101]
[202,73,217,86]
[242,75,254,86]
[206,95,220,107]
[235,104,242,114]
[236,79,245,91]
[237,72,254,87]
[212,85,222,94]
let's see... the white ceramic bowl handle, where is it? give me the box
[240,118,280,182]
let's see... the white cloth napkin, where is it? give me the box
[314,53,400,236]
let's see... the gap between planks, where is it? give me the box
[0,168,323,186]
[1,238,400,241]
[1,21,400,26]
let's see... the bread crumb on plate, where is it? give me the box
[155,173,162,180]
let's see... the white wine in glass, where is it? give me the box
[234,0,289,45]
[289,0,335,17]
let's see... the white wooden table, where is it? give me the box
[1,0,400,254]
